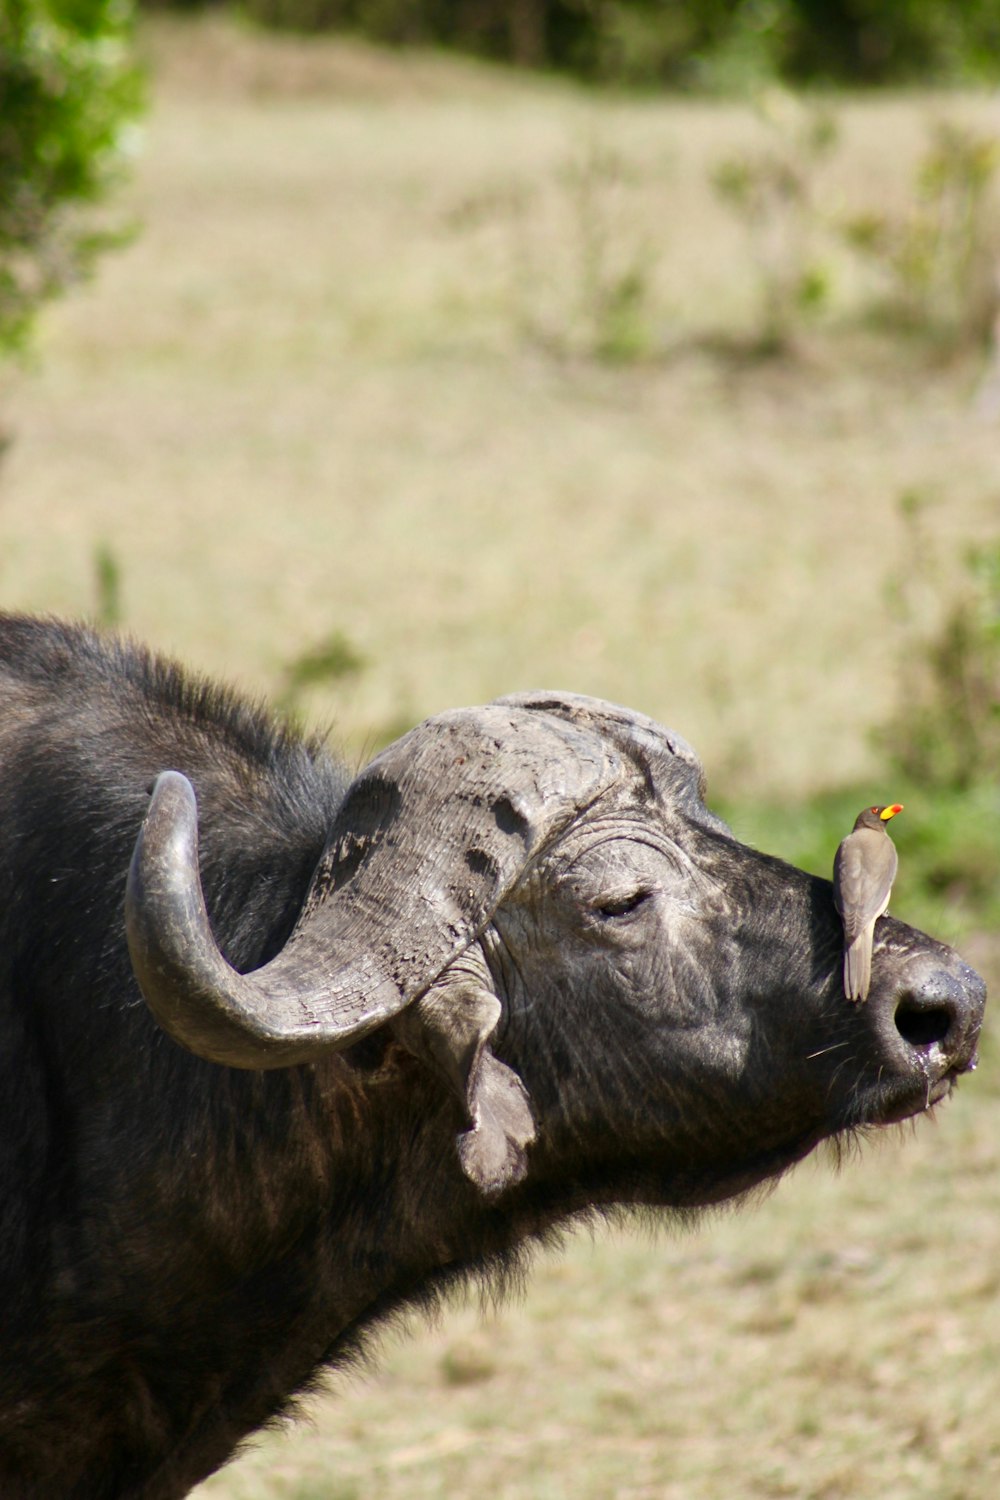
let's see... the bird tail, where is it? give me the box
[843,932,872,1002]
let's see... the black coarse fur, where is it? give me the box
[0,620,564,1498]
[0,619,348,1488]
[0,616,984,1500]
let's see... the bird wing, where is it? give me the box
[833,828,898,941]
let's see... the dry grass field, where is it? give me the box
[2,15,998,1498]
[193,1109,1000,1500]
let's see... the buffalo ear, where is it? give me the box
[391,948,534,1196]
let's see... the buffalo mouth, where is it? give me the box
[857,957,986,1128]
[873,1068,967,1126]
[850,1034,979,1129]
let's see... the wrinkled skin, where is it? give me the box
[483,745,982,1220]
[0,617,985,1500]
[491,805,975,1215]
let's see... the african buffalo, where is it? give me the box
[0,614,985,1499]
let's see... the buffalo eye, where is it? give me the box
[594,889,653,920]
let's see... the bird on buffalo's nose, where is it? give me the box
[833,803,904,1002]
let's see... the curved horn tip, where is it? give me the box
[147,768,197,815]
[131,770,201,895]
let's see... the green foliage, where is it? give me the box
[559,136,658,362]
[712,90,836,351]
[842,120,1000,349]
[723,491,1000,942]
[455,132,662,363]
[237,0,577,58]
[778,0,1000,84]
[722,779,1000,944]
[220,0,1000,87]
[93,540,123,627]
[0,0,142,357]
[579,0,786,89]
[276,628,367,718]
[877,491,1000,794]
[712,109,1000,353]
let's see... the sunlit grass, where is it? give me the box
[5,18,999,796]
[197,1091,1000,1499]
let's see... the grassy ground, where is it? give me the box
[2,15,999,1498]
[195,1096,1000,1500]
[5,17,999,797]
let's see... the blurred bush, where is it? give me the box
[520,134,660,361]
[144,0,1000,87]
[712,90,837,351]
[0,0,143,358]
[276,628,368,722]
[843,121,1000,351]
[723,495,1000,941]
[93,540,124,628]
[722,779,1000,944]
[878,493,1000,795]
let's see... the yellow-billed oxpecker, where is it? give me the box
[833,804,904,1001]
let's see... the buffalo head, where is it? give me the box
[127,691,985,1206]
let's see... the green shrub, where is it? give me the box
[722,779,1000,943]
[712,90,837,351]
[448,132,661,363]
[217,0,1000,87]
[559,136,658,362]
[93,540,124,628]
[276,628,367,719]
[842,121,1000,349]
[779,0,1000,84]
[721,490,1000,941]
[0,0,143,358]
[877,492,1000,793]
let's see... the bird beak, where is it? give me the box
[880,804,904,820]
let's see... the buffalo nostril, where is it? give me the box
[894,994,954,1050]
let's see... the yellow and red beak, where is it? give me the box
[880,803,904,821]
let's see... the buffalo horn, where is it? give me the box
[126,703,621,1070]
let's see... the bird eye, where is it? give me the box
[596,889,651,919]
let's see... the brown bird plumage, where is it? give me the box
[833,804,903,1001]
